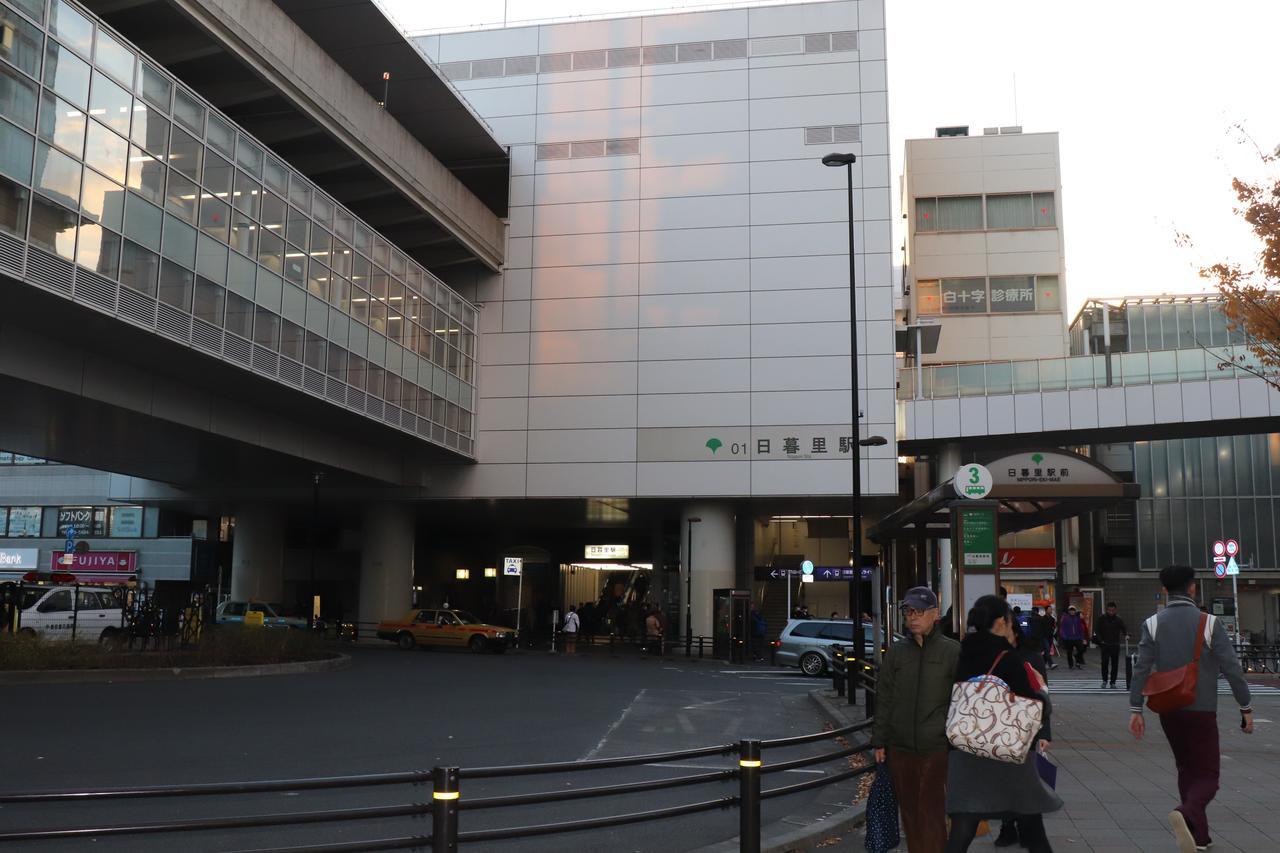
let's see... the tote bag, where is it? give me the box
[945,650,1044,764]
[863,764,900,853]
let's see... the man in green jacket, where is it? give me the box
[872,587,960,853]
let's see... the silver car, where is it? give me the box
[774,619,890,676]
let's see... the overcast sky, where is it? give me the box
[384,0,1280,313]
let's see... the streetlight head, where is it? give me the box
[822,152,856,167]
[689,517,702,523]
[858,436,888,447]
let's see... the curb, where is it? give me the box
[0,653,351,684]
[691,689,869,853]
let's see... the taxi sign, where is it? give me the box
[503,556,523,577]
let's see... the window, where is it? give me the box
[34,140,81,206]
[94,30,136,87]
[49,0,91,56]
[161,213,196,267]
[29,193,76,258]
[253,306,279,350]
[224,291,253,338]
[0,173,28,237]
[988,275,1036,312]
[169,126,202,182]
[199,193,229,241]
[915,195,981,231]
[158,258,193,310]
[123,192,161,251]
[172,88,204,134]
[196,234,226,283]
[84,121,127,183]
[6,506,41,536]
[819,623,855,642]
[126,145,163,203]
[0,63,37,129]
[0,5,43,77]
[1037,275,1061,311]
[304,331,326,371]
[76,218,121,276]
[164,171,198,223]
[130,103,169,156]
[119,238,158,294]
[136,62,170,110]
[917,280,940,315]
[236,135,263,178]
[788,622,824,638]
[232,169,259,218]
[940,277,987,314]
[0,118,33,183]
[193,276,224,325]
[38,93,88,158]
[221,601,245,617]
[44,41,91,108]
[280,318,304,361]
[80,169,124,230]
[986,192,1056,229]
[206,113,234,157]
[89,72,131,135]
[39,589,73,613]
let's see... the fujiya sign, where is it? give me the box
[990,451,1114,486]
[50,552,138,573]
[0,549,39,570]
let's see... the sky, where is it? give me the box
[383,0,1280,314]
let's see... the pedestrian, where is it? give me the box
[644,608,663,656]
[580,600,597,646]
[1058,606,1086,668]
[749,604,766,661]
[945,594,1060,852]
[993,608,1053,848]
[871,587,960,853]
[1093,602,1127,688]
[1042,606,1058,669]
[1129,565,1253,853]
[562,606,579,655]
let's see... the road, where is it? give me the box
[0,646,861,852]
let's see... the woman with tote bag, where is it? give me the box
[944,595,1063,852]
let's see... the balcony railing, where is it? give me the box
[898,345,1266,400]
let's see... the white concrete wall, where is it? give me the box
[903,131,1068,364]
[423,0,897,499]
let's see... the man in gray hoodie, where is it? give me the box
[1128,565,1253,853]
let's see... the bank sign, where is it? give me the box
[50,552,138,573]
[0,549,39,570]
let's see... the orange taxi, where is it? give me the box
[376,608,516,653]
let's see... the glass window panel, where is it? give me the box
[1200,438,1219,497]
[279,318,303,361]
[0,63,37,129]
[1235,435,1253,496]
[937,195,982,230]
[257,228,283,274]
[83,120,126,183]
[195,232,226,283]
[225,247,254,298]
[125,144,162,203]
[1127,305,1146,352]
[1148,350,1177,383]
[351,252,369,290]
[1035,275,1060,312]
[0,117,33,182]
[235,134,262,177]
[334,209,353,242]
[306,258,328,299]
[158,257,193,309]
[224,291,252,338]
[1217,437,1235,495]
[193,275,224,325]
[1151,441,1169,498]
[353,222,370,254]
[253,267,280,311]
[351,286,369,324]
[1032,192,1055,227]
[1168,439,1185,497]
[1153,500,1172,568]
[228,209,255,255]
[1007,360,1036,392]
[986,193,1035,229]
[390,251,406,279]
[1253,434,1272,496]
[1036,358,1064,391]
[1160,305,1178,351]
[304,331,326,370]
[129,102,168,156]
[168,125,201,181]
[205,112,233,157]
[329,274,350,313]
[346,352,365,389]
[44,40,90,107]
[49,1,90,56]
[89,71,131,134]
[916,279,939,315]
[989,275,1035,312]
[1257,498,1277,570]
[123,190,160,251]
[118,238,158,294]
[263,156,287,194]
[1187,497,1208,571]
[956,363,984,396]
[284,205,308,249]
[136,62,170,110]
[309,223,331,262]
[0,4,42,76]
[940,277,987,314]
[202,150,231,196]
[198,192,228,241]
[1066,355,1095,389]
[33,140,80,206]
[288,173,310,211]
[260,190,284,230]
[164,169,197,222]
[1168,499,1188,566]
[80,168,123,230]
[1186,437,1204,498]
[372,236,389,269]
[0,172,28,236]
[915,198,937,232]
[231,169,259,217]
[160,212,195,267]
[1175,348,1206,381]
[326,344,346,381]
[1134,441,1152,494]
[253,306,279,350]
[1121,351,1148,385]
[92,28,135,86]
[367,364,384,398]
[171,87,203,134]
[75,219,119,276]
[1237,498,1258,566]
[930,365,957,397]
[283,244,304,286]
[1175,303,1195,349]
[311,192,334,227]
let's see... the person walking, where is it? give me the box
[1093,603,1127,688]
[992,614,1053,848]
[1042,606,1059,669]
[871,587,960,853]
[945,595,1061,853]
[749,604,766,661]
[644,608,663,656]
[1129,565,1253,853]
[1058,606,1087,668]
[562,606,579,655]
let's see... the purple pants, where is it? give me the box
[1158,710,1220,845]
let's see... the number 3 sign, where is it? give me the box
[954,464,993,500]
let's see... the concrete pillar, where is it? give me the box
[230,506,284,602]
[681,503,736,639]
[359,504,415,627]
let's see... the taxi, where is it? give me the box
[376,608,516,653]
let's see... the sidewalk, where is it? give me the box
[817,687,1280,852]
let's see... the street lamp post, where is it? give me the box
[686,516,701,658]
[308,472,321,630]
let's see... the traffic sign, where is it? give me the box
[1226,556,1240,577]
[503,556,523,576]
[1226,539,1239,558]
[954,464,993,500]
[800,560,814,576]
[1214,563,1227,579]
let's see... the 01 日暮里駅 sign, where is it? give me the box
[636,426,873,463]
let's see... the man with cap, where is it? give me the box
[872,586,960,853]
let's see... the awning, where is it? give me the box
[869,448,1140,544]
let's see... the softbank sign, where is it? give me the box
[0,549,39,570]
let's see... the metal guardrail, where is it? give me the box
[0,719,875,852]
[831,645,880,715]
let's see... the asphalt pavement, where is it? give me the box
[0,645,859,852]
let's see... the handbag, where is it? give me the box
[1142,612,1209,714]
[863,764,900,853]
[1036,752,1057,789]
[945,650,1044,764]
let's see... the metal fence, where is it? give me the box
[0,717,874,852]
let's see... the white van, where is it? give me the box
[18,585,125,644]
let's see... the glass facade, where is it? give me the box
[1133,435,1280,571]
[0,0,477,454]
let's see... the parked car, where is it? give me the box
[773,619,897,676]
[17,585,124,644]
[376,609,516,653]
[215,600,307,629]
